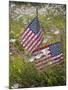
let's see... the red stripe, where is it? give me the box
[26,31,42,50]
[50,56,63,64]
[34,36,44,49]
[35,57,50,67]
[23,33,32,47]
[36,57,64,70]
[33,47,50,55]
[23,33,35,46]
[21,28,29,39]
[45,59,64,69]
[35,54,63,69]
[31,36,44,53]
[24,32,40,50]
[35,54,51,64]
[35,54,63,66]
[29,35,43,53]
[36,56,63,68]
[35,53,63,64]
[37,59,64,70]
[28,33,43,52]
[21,29,31,45]
[22,33,35,48]
[22,30,32,44]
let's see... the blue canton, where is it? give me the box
[49,43,62,57]
[29,17,40,34]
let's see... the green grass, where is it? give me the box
[9,55,66,88]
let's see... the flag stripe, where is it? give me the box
[38,60,64,71]
[22,32,34,47]
[32,37,43,51]
[25,32,39,49]
[21,28,29,39]
[34,52,62,64]
[23,33,35,46]
[34,54,51,63]
[34,53,63,70]
[22,30,32,43]
[23,33,36,49]
[34,51,63,63]
[35,55,63,67]
[28,34,43,52]
[35,54,63,67]
[37,58,64,70]
[25,30,42,50]
[30,36,44,53]
[21,31,33,45]
[33,47,50,56]
[47,59,64,67]
[31,37,43,53]
[28,33,43,51]
[21,30,32,45]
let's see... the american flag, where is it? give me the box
[21,17,44,53]
[33,42,64,71]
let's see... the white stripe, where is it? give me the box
[35,54,63,67]
[51,60,64,66]
[51,56,64,63]
[36,56,64,70]
[23,33,35,46]
[21,28,29,39]
[28,33,43,51]
[31,39,42,52]
[35,54,51,62]
[29,33,43,51]
[46,56,64,66]
[25,30,42,49]
[25,34,38,49]
[37,53,63,64]
[35,55,51,64]
[21,29,31,45]
[22,30,32,42]
[50,53,63,60]
[31,36,43,53]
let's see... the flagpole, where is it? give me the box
[36,6,38,18]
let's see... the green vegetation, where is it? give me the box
[9,2,66,89]
[9,55,66,88]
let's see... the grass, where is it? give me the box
[9,55,66,88]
